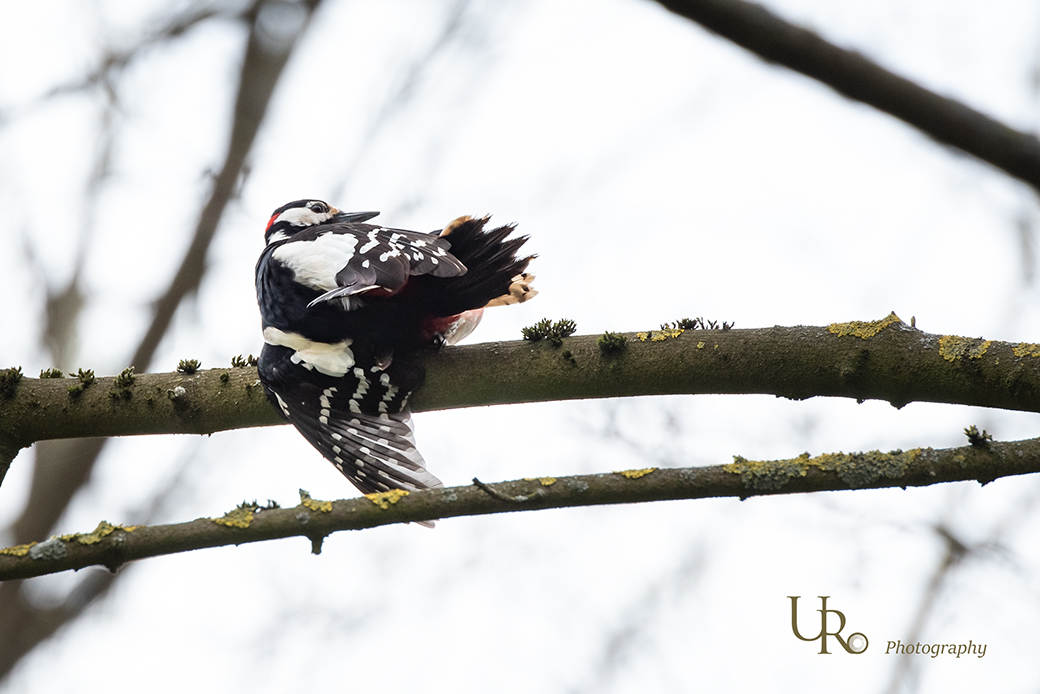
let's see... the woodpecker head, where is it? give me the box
[265,199,340,244]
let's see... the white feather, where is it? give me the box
[263,327,355,377]
[272,233,358,293]
[270,206,333,233]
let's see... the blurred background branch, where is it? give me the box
[654,0,1040,193]
[1,0,1038,690]
[0,0,322,678]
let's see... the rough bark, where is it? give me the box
[3,315,1039,464]
[1,434,1034,581]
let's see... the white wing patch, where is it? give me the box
[272,232,358,293]
[263,327,355,377]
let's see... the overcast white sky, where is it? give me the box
[2,0,1040,691]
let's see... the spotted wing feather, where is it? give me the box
[259,343,443,495]
[292,225,467,309]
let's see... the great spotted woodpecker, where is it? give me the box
[255,199,536,496]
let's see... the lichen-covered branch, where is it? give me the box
[3,314,1040,459]
[2,434,1037,581]
[653,0,1040,192]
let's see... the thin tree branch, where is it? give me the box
[330,0,477,202]
[0,571,114,677]
[0,0,325,680]
[39,7,237,102]
[653,0,1040,192]
[2,0,321,555]
[132,0,322,369]
[4,314,1040,458]
[3,0,322,533]
[1,435,1037,581]
[882,524,969,694]
[0,6,241,126]
[14,66,120,545]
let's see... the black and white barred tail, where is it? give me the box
[258,343,441,495]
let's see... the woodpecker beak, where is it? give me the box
[332,210,381,223]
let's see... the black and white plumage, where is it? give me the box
[255,199,536,496]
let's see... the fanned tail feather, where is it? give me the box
[429,216,536,316]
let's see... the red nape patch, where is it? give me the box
[266,213,279,231]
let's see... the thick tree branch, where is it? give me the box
[653,0,1040,192]
[3,314,1040,458]
[1,435,1036,581]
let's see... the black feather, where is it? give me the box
[419,217,535,317]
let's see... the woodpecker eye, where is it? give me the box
[309,203,327,214]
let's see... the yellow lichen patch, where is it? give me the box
[827,312,902,339]
[365,489,410,510]
[524,476,557,486]
[618,468,657,480]
[75,521,138,545]
[213,506,254,529]
[1013,343,1040,358]
[653,328,683,341]
[697,342,705,349]
[0,543,35,557]
[725,449,920,491]
[724,454,810,491]
[939,335,991,362]
[635,329,683,343]
[300,490,332,513]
